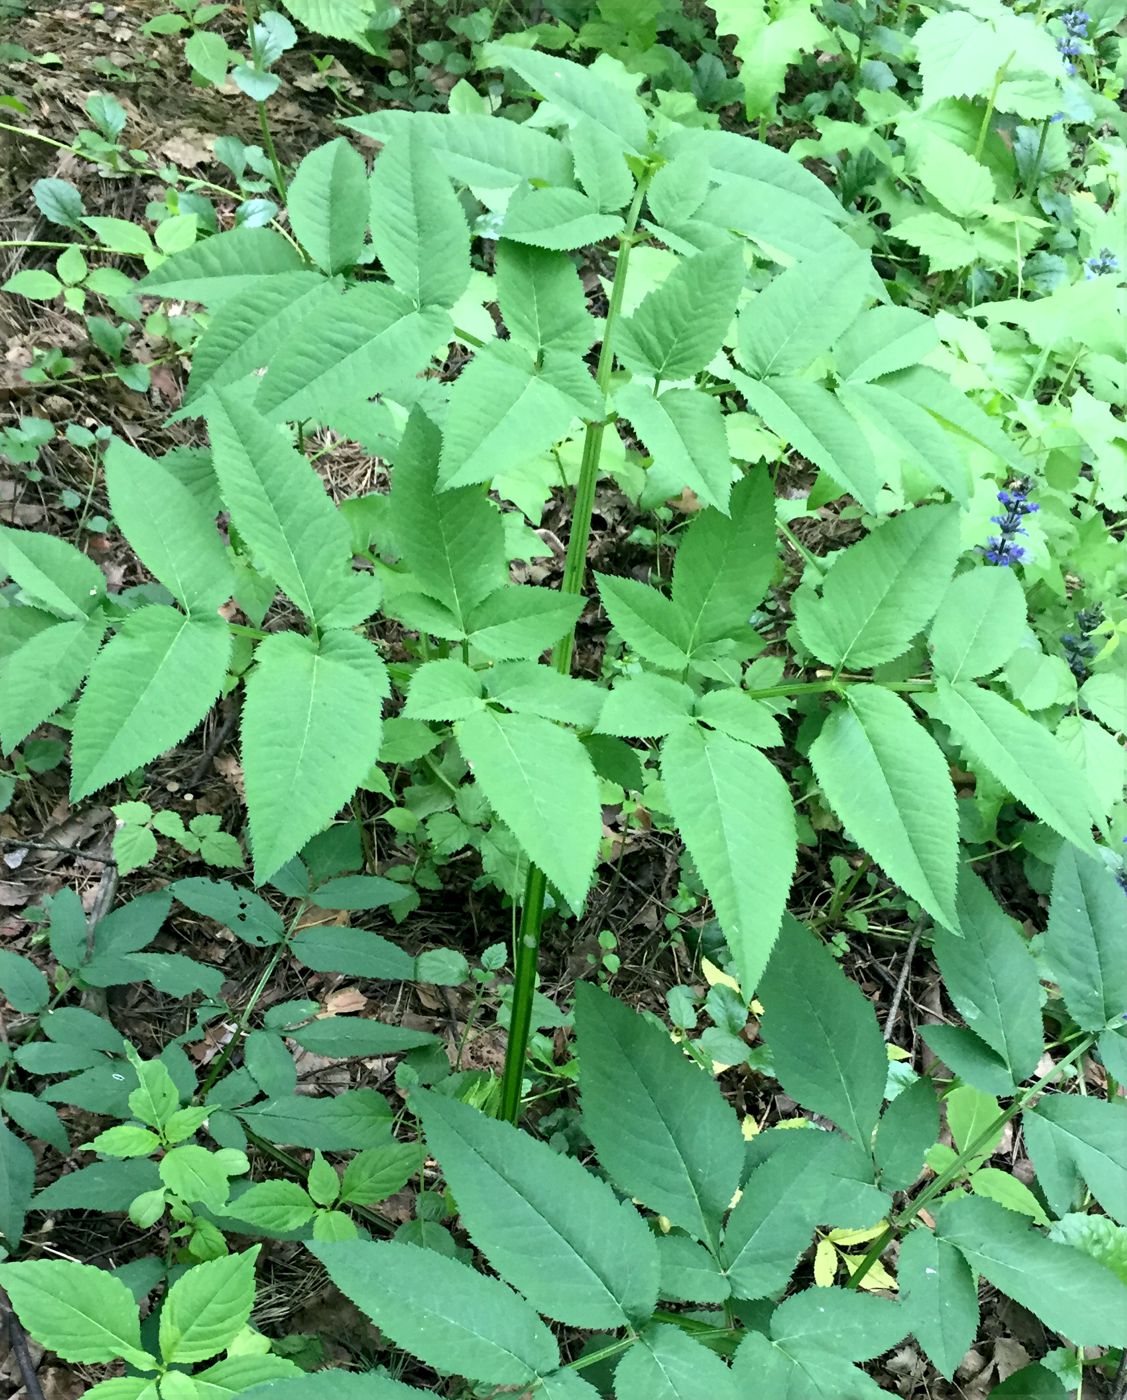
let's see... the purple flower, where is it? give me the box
[1058,34,1084,54]
[1085,247,1119,278]
[982,482,1038,567]
[1061,9,1090,35]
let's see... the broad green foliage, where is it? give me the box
[3,18,1127,1399]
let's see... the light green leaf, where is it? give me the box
[190,1354,303,1398]
[206,391,371,627]
[1048,1213,1127,1288]
[342,110,572,189]
[242,630,388,883]
[696,689,782,747]
[159,1249,259,1364]
[671,470,776,652]
[137,227,304,306]
[571,117,635,211]
[646,151,710,225]
[437,341,586,490]
[1080,670,1126,733]
[662,126,848,222]
[614,1324,741,1400]
[616,383,733,513]
[662,724,795,996]
[71,607,230,800]
[795,504,960,668]
[923,680,1100,852]
[455,708,600,908]
[85,1125,161,1158]
[184,29,230,85]
[485,45,647,153]
[771,1287,906,1360]
[836,305,940,383]
[1042,846,1127,1034]
[254,283,450,422]
[656,1233,731,1303]
[597,674,694,738]
[810,685,960,933]
[0,524,106,619]
[495,242,595,356]
[104,438,233,614]
[416,1089,658,1327]
[932,874,1043,1084]
[226,1180,316,1232]
[898,1230,978,1380]
[732,1329,887,1399]
[759,916,886,1145]
[500,185,621,252]
[238,1090,393,1151]
[929,567,1028,681]
[874,1076,940,1192]
[0,615,104,752]
[464,585,583,661]
[596,572,690,670]
[403,659,483,721]
[936,1196,1127,1346]
[339,1142,422,1206]
[280,139,364,277]
[3,269,62,299]
[615,242,744,381]
[1025,1097,1127,1225]
[0,1259,153,1367]
[738,375,882,512]
[736,245,870,378]
[574,983,744,1245]
[483,663,604,730]
[388,408,506,630]
[309,1240,559,1385]
[883,365,1023,472]
[370,125,470,308]
[182,274,338,408]
[160,1144,245,1209]
[970,1167,1051,1226]
[836,379,971,501]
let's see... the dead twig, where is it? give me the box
[883,920,923,1044]
[3,1294,46,1400]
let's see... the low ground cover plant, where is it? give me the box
[0,1,1124,1396]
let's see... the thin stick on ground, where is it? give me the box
[883,920,922,1043]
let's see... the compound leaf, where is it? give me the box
[759,916,886,1146]
[923,680,1099,852]
[71,607,229,800]
[103,438,233,614]
[137,226,304,306]
[288,137,368,275]
[309,1240,558,1385]
[370,124,470,308]
[935,1196,1127,1347]
[574,983,744,1246]
[416,1089,658,1328]
[616,383,733,514]
[455,708,599,908]
[810,685,960,933]
[242,630,388,883]
[795,505,961,668]
[662,723,795,995]
[615,242,744,381]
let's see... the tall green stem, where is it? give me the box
[498,176,650,1125]
[257,102,288,205]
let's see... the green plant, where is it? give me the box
[2,17,1126,1395]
